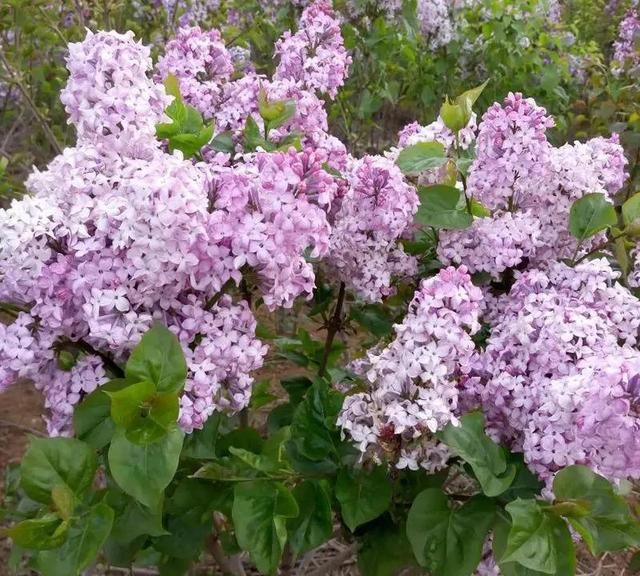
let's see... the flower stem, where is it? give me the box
[318,281,346,377]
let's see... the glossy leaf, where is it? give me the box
[125,323,187,394]
[20,437,97,504]
[232,480,299,574]
[396,141,447,175]
[288,480,333,555]
[416,184,473,230]
[108,427,184,508]
[336,467,393,532]
[569,193,616,241]
[407,489,495,576]
[439,412,516,496]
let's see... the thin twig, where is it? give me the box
[318,282,346,377]
[0,47,62,155]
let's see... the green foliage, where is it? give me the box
[569,193,617,241]
[415,184,473,230]
[108,427,184,508]
[20,438,97,504]
[232,481,299,574]
[439,412,516,497]
[335,467,393,532]
[156,76,214,158]
[552,465,640,554]
[407,489,496,576]
[396,141,447,174]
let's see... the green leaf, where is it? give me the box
[455,79,489,122]
[416,184,473,230]
[288,480,333,555]
[182,413,221,460]
[358,519,416,576]
[258,89,296,132]
[553,465,640,554]
[20,437,97,504]
[438,412,516,497]
[569,193,617,241]
[164,74,182,100]
[51,483,75,520]
[622,193,640,228]
[336,467,392,532]
[153,508,213,561]
[125,324,187,394]
[217,426,264,456]
[36,503,114,576]
[232,480,299,575]
[111,497,168,543]
[396,141,447,175]
[498,455,543,503]
[108,427,184,508]
[250,379,277,409]
[73,387,115,450]
[2,514,69,550]
[210,131,235,154]
[502,499,574,574]
[493,512,575,576]
[280,376,313,406]
[289,381,343,462]
[244,115,272,152]
[470,199,491,218]
[406,489,495,576]
[350,305,393,338]
[108,380,180,444]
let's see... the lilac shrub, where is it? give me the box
[3,3,640,576]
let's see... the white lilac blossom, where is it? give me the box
[274,0,351,98]
[337,266,483,471]
[325,155,418,302]
[60,30,170,155]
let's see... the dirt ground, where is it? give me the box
[0,381,633,575]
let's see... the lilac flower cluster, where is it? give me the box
[463,259,640,483]
[437,93,627,277]
[613,8,640,76]
[274,0,351,98]
[325,155,418,301]
[2,28,348,435]
[60,30,170,155]
[337,266,483,471]
[155,26,234,118]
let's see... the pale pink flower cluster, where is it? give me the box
[326,155,419,301]
[0,27,353,434]
[155,26,234,118]
[60,30,170,155]
[437,93,627,277]
[274,0,351,98]
[337,266,483,471]
[463,259,640,482]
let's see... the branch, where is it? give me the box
[0,47,62,155]
[205,277,236,310]
[318,282,346,377]
[73,339,125,378]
